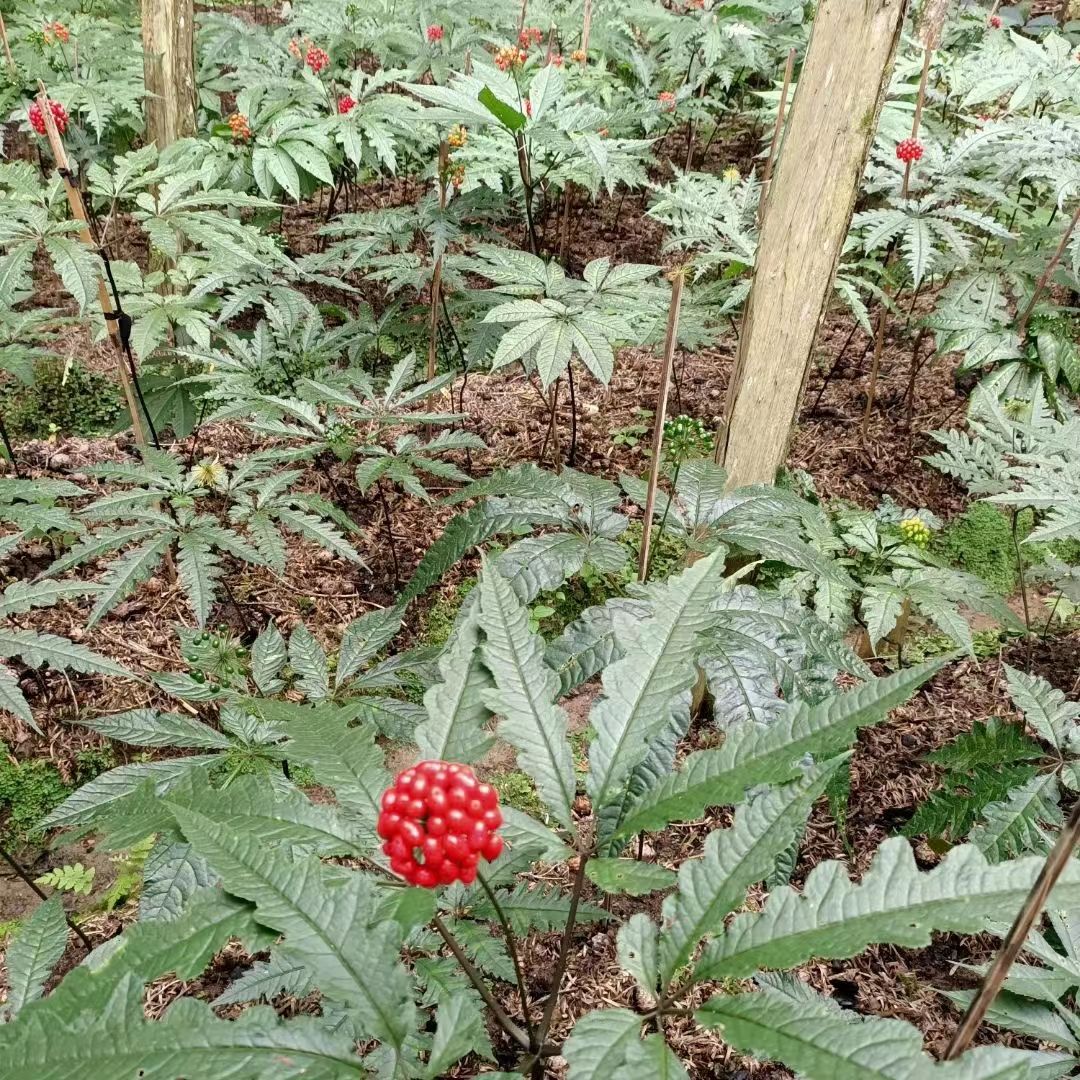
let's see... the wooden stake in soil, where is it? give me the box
[638,269,685,582]
[580,0,592,59]
[1016,200,1080,339]
[944,796,1080,1060]
[35,84,147,448]
[427,140,449,382]
[757,47,796,226]
[716,0,906,489]
[0,10,16,77]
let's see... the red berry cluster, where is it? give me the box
[658,90,676,112]
[989,14,1002,28]
[378,761,503,888]
[338,95,356,115]
[43,20,70,44]
[306,45,329,73]
[895,137,924,164]
[426,24,444,43]
[28,99,68,136]
[549,53,564,67]
[518,26,543,48]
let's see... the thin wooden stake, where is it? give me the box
[0,10,16,77]
[35,83,147,447]
[426,140,449,382]
[758,48,796,225]
[638,269,686,582]
[902,46,932,199]
[517,0,528,38]
[1016,200,1080,339]
[945,797,1080,1060]
[463,47,472,75]
[580,0,592,59]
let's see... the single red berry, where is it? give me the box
[895,137,924,164]
[989,15,1002,28]
[525,99,533,118]
[338,95,356,115]
[377,761,504,887]
[426,24,444,43]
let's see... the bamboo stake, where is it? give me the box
[426,140,449,383]
[0,10,16,77]
[463,47,472,75]
[758,48,796,226]
[580,0,592,60]
[638,269,686,582]
[517,0,528,38]
[944,798,1080,1060]
[1016,200,1080,338]
[35,84,147,447]
[902,46,932,199]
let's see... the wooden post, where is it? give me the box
[758,47,796,226]
[427,141,449,382]
[580,0,592,59]
[36,85,147,447]
[716,0,908,489]
[638,270,685,582]
[141,0,196,149]
[0,10,16,77]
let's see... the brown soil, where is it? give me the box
[0,100,1071,1080]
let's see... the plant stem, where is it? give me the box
[0,409,20,477]
[945,795,1080,1059]
[375,479,401,588]
[478,871,536,1045]
[534,854,589,1049]
[565,362,578,467]
[1016,200,1080,338]
[1011,509,1031,633]
[638,269,685,582]
[432,912,533,1051]
[859,300,889,442]
[0,844,93,950]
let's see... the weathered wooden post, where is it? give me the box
[716,0,908,488]
[141,0,196,149]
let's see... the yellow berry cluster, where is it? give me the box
[448,124,467,148]
[898,517,931,548]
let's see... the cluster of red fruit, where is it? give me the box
[518,26,543,48]
[227,112,252,142]
[495,44,528,71]
[988,14,1002,28]
[42,20,70,44]
[426,24,444,43]
[895,137,924,164]
[658,90,676,112]
[306,45,329,73]
[549,53,564,67]
[377,761,503,887]
[28,99,68,136]
[446,160,466,189]
[338,95,356,115]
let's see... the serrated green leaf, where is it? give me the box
[3,898,68,1019]
[586,859,677,896]
[477,564,576,829]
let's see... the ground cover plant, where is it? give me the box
[2,0,1080,1076]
